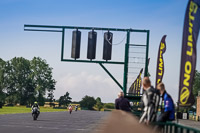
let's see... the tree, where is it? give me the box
[0,58,6,108]
[30,57,56,106]
[193,70,200,102]
[58,92,72,107]
[47,89,54,107]
[5,57,31,105]
[95,97,103,111]
[1,57,56,106]
[80,95,96,110]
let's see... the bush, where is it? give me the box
[80,95,96,110]
[104,103,115,109]
[95,97,103,111]
[26,105,31,108]
[6,103,14,107]
[53,107,67,109]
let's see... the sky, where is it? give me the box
[0,0,200,103]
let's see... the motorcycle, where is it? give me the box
[32,107,39,120]
[75,106,78,111]
[69,106,73,114]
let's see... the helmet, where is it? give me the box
[34,101,38,104]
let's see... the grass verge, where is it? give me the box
[0,106,67,115]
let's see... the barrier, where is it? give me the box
[153,122,200,133]
[132,111,200,133]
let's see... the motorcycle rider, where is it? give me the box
[75,105,78,111]
[68,105,73,114]
[32,101,40,116]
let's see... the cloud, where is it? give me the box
[54,71,121,103]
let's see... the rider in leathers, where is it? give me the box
[139,77,160,124]
[31,102,40,116]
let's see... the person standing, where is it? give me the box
[139,77,159,125]
[157,83,175,122]
[115,91,131,112]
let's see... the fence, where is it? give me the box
[153,122,200,133]
[132,111,200,133]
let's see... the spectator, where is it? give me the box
[139,77,159,125]
[157,83,175,122]
[115,91,131,112]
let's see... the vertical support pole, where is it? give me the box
[170,124,173,133]
[175,125,177,133]
[123,30,130,96]
[144,30,150,77]
[177,102,179,123]
[61,28,65,61]
[166,125,168,133]
[180,128,183,133]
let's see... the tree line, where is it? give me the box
[57,93,114,111]
[0,57,56,106]
[79,95,113,111]
[0,56,115,110]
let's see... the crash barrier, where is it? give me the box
[192,115,200,121]
[177,112,189,119]
[153,122,200,133]
[167,112,200,121]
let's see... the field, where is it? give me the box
[0,106,67,115]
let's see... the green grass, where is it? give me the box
[0,106,67,115]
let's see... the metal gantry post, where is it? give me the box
[61,28,65,61]
[144,30,150,77]
[123,30,130,95]
[24,24,149,99]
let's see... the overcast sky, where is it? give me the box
[0,0,199,103]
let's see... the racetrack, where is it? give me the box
[0,110,110,133]
[1,110,200,133]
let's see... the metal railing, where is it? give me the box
[131,110,200,133]
[153,122,200,133]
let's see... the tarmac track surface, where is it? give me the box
[0,111,110,133]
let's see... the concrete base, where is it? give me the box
[95,110,155,133]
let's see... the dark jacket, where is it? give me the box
[160,91,175,121]
[115,97,131,112]
[32,104,39,110]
